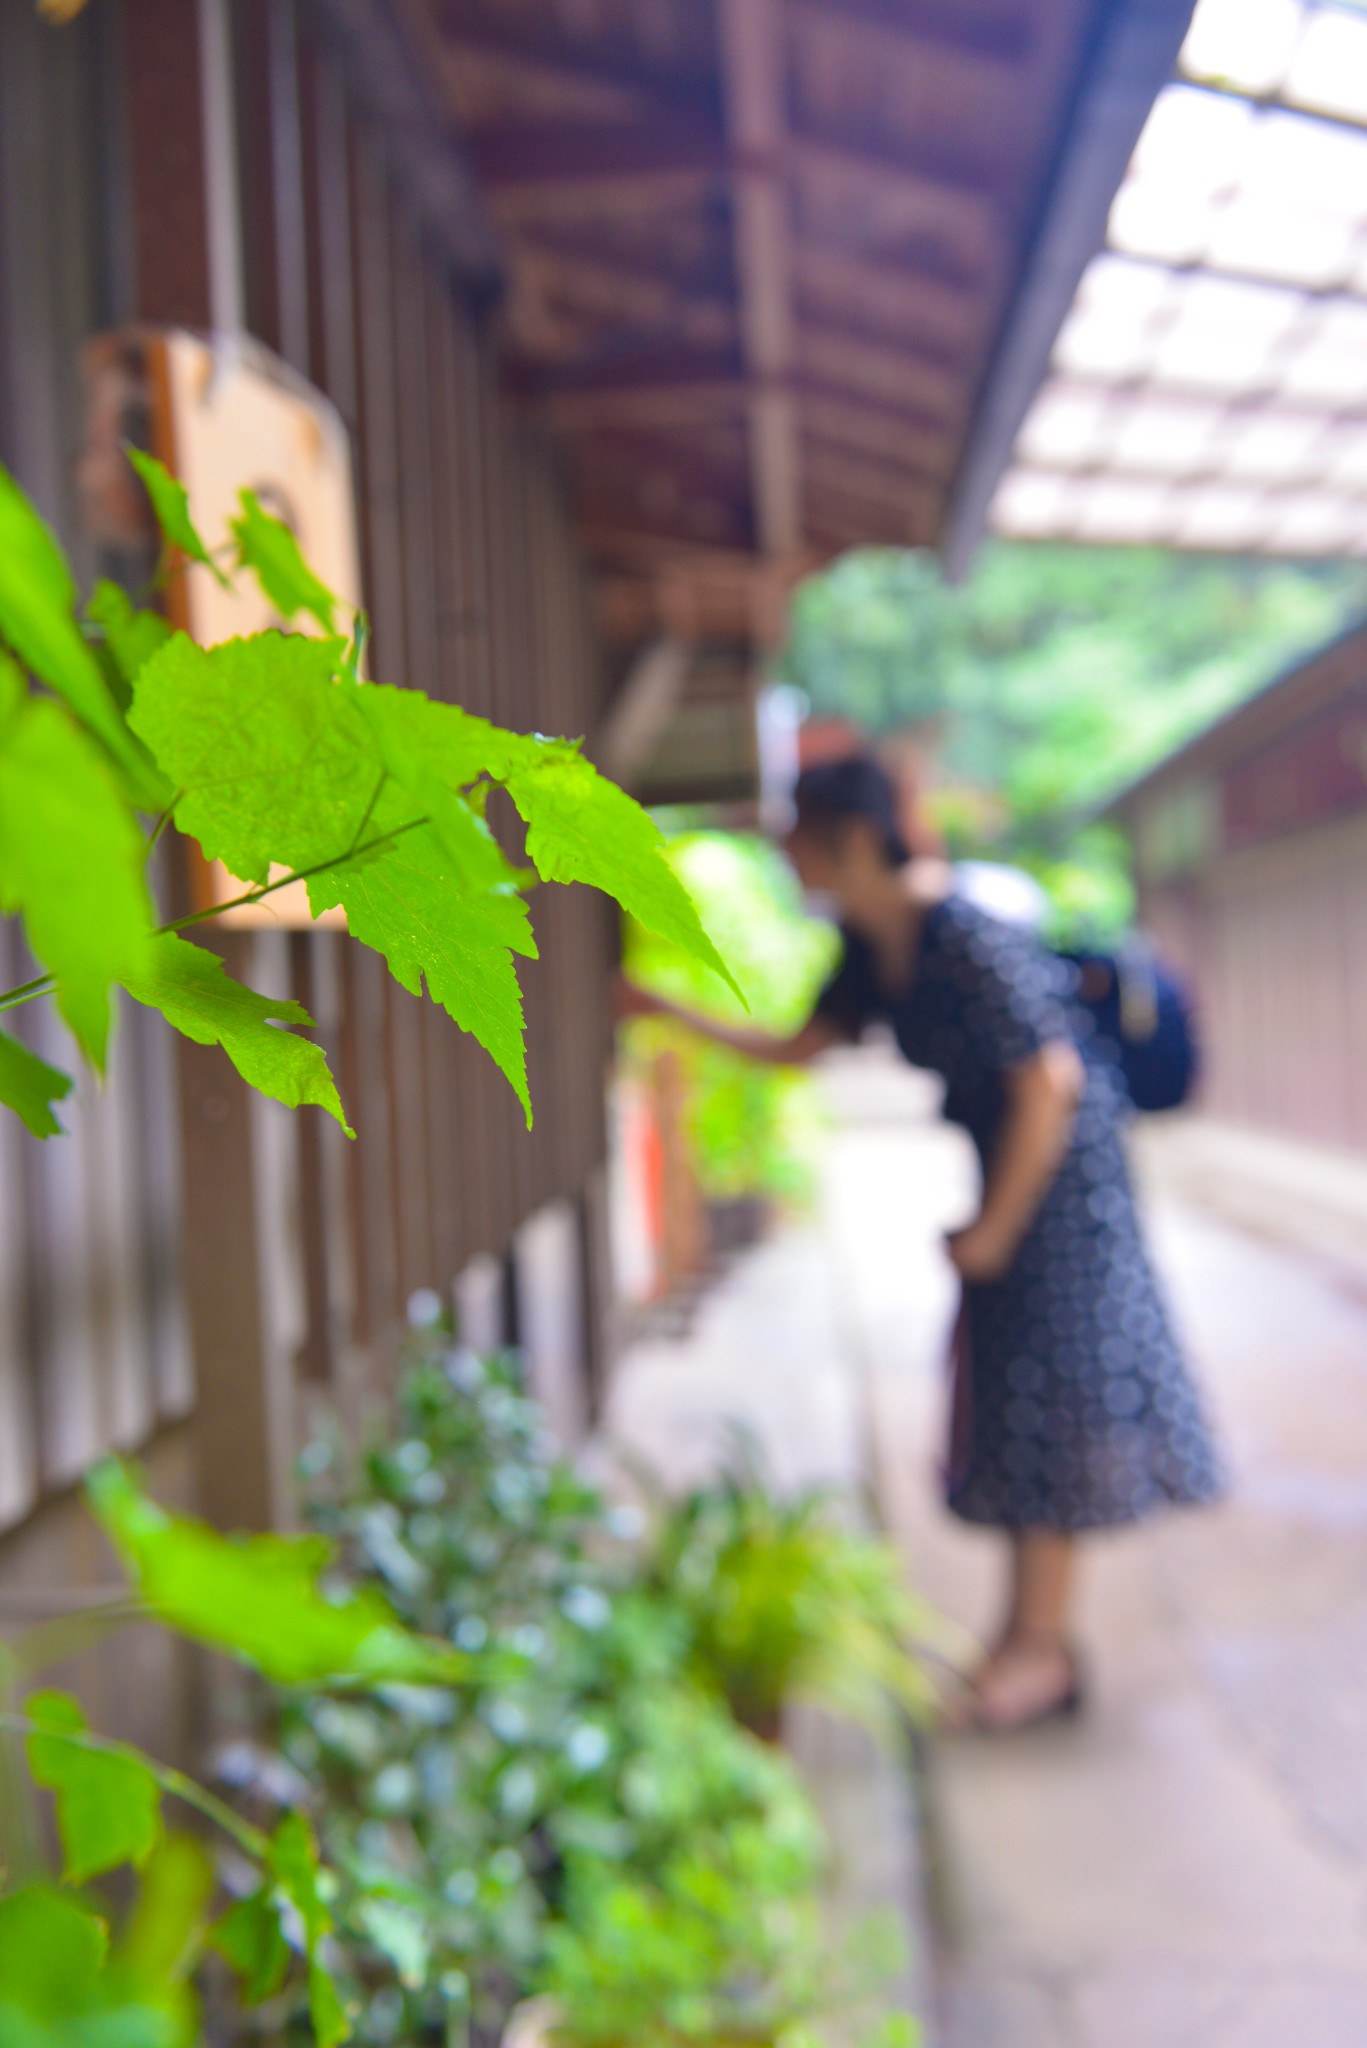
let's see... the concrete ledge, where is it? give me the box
[1133,1115,1367,1288]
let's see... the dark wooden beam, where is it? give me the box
[466,116,725,188]
[435,3,720,114]
[718,0,800,556]
[791,0,1033,66]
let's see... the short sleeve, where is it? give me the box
[812,931,879,1043]
[946,910,1074,1071]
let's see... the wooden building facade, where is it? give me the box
[0,0,616,1744]
[1110,619,1367,1154]
[0,0,1194,1745]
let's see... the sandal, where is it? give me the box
[941,1633,1086,1734]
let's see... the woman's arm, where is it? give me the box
[947,1040,1084,1281]
[617,978,842,1066]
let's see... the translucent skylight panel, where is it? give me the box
[1073,252,1177,323]
[990,471,1078,536]
[1129,84,1255,189]
[1241,110,1367,219]
[1221,408,1330,480]
[1071,477,1173,540]
[1327,426,1367,487]
[1109,396,1226,474]
[1280,300,1367,401]
[1053,302,1160,382]
[1155,275,1306,390]
[1109,181,1216,266]
[1171,484,1276,547]
[1017,385,1113,467]
[1180,0,1304,96]
[1205,202,1357,288]
[1263,491,1364,552]
[1284,5,1367,123]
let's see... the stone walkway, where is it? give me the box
[604,1048,1367,2046]
[821,1053,1367,2048]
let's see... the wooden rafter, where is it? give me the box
[790,0,1033,65]
[466,117,724,188]
[436,4,718,110]
[718,0,800,559]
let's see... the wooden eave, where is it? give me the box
[388,0,1195,785]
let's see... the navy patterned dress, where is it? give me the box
[816,896,1222,1532]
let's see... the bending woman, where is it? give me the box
[622,756,1222,1731]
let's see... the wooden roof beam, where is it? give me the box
[467,118,725,189]
[435,4,720,111]
[790,0,1032,64]
[719,0,801,560]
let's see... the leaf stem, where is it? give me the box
[0,973,54,1015]
[348,769,388,855]
[159,814,427,936]
[0,812,427,1009]
[144,788,185,865]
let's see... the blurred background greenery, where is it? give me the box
[781,543,1367,943]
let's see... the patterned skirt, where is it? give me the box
[945,1093,1223,1533]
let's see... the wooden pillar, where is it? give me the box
[120,0,294,1530]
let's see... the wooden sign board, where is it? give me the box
[88,329,363,926]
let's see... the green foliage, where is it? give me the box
[0,1028,72,1139]
[122,933,353,1133]
[0,665,155,1067]
[783,543,1367,938]
[0,468,163,804]
[0,1882,190,2048]
[25,1689,161,1883]
[624,833,836,1205]
[126,447,227,586]
[238,1341,874,2048]
[0,455,729,1136]
[87,1457,471,1687]
[230,487,339,632]
[645,1448,941,1739]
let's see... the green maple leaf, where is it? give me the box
[505,749,742,999]
[0,680,155,1068]
[230,488,339,634]
[311,819,535,1122]
[121,933,352,1133]
[267,1812,351,2048]
[85,580,171,710]
[210,1888,291,2005]
[357,681,740,991]
[126,447,228,586]
[0,1886,108,2015]
[129,631,377,883]
[87,1458,471,1688]
[0,466,165,805]
[24,1690,162,1884]
[0,1028,73,1139]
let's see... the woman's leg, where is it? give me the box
[950,1529,1081,1729]
[1006,1526,1077,1643]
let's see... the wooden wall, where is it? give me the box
[0,0,616,1625]
[1143,815,1367,1155]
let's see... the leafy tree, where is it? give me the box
[0,456,733,1137]
[782,543,1367,925]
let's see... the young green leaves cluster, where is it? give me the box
[0,1457,504,2047]
[0,456,735,1138]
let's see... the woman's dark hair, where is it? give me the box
[791,756,911,868]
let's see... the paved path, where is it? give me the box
[822,1054,1367,2048]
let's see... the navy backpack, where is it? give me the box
[1062,943,1199,1114]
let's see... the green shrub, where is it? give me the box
[251,1344,833,2047]
[643,1449,943,1741]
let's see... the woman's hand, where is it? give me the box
[945,1216,1016,1283]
